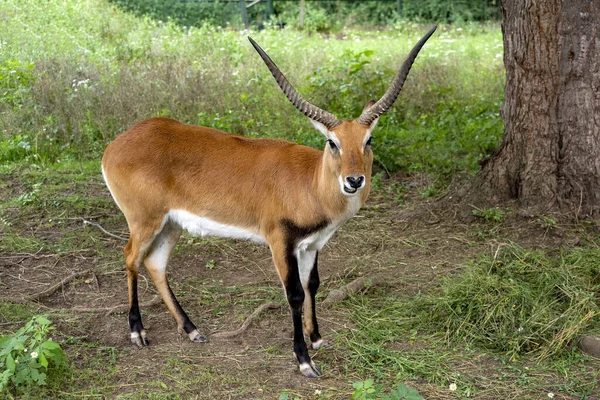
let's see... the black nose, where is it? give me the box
[346,175,365,189]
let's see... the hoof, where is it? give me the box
[299,361,322,378]
[188,329,208,343]
[131,330,149,347]
[311,339,331,350]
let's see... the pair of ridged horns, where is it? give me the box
[248,26,437,129]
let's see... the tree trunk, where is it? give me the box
[467,0,600,216]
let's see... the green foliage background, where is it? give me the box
[108,0,501,30]
[0,0,504,183]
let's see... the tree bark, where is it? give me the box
[466,0,600,216]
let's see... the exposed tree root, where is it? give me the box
[82,218,128,241]
[74,295,162,316]
[322,273,387,308]
[212,302,281,338]
[26,268,98,301]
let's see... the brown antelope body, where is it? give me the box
[101,27,436,378]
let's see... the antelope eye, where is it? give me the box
[327,139,338,151]
[366,136,374,146]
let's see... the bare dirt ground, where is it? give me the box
[1,168,597,399]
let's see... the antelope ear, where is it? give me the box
[310,119,330,137]
[367,116,380,133]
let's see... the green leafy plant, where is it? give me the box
[0,315,67,393]
[278,392,300,400]
[370,172,385,192]
[539,215,557,229]
[421,186,440,198]
[16,183,42,206]
[352,380,424,400]
[0,59,35,106]
[0,134,33,163]
[472,207,504,223]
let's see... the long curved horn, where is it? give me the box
[357,26,437,127]
[248,37,342,130]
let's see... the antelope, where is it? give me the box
[101,27,436,378]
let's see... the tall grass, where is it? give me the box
[0,0,504,181]
[342,245,600,366]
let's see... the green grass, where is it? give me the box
[334,243,600,398]
[1,0,503,184]
[416,245,600,360]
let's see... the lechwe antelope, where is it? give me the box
[101,27,436,378]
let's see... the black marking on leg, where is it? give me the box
[278,219,329,376]
[307,252,322,343]
[166,283,207,342]
[284,240,311,366]
[129,276,149,346]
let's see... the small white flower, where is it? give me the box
[30,351,38,358]
[449,383,457,392]
[547,393,554,399]
[24,348,28,352]
[518,326,524,332]
[314,389,322,395]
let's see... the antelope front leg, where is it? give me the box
[297,250,330,350]
[269,239,322,378]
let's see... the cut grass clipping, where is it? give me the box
[419,244,600,360]
[342,244,600,380]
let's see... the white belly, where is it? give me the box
[168,209,267,244]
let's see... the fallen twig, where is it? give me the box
[27,268,97,301]
[73,295,162,316]
[322,273,388,308]
[82,218,128,241]
[212,302,281,338]
[0,248,48,260]
[0,321,24,327]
